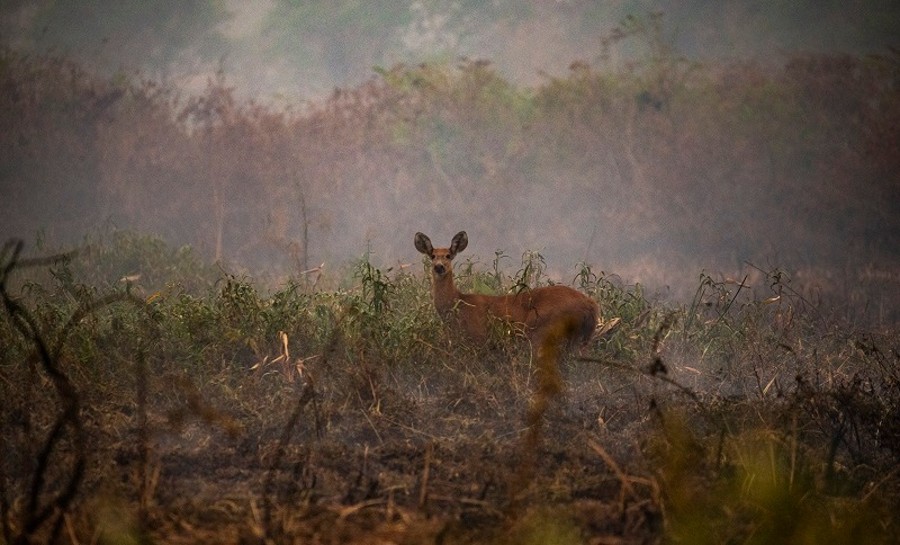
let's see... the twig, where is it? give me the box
[1,241,87,543]
[334,498,386,520]
[418,442,433,510]
[359,407,384,444]
[588,439,638,504]
[577,355,704,407]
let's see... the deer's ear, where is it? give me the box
[414,232,433,255]
[449,231,468,257]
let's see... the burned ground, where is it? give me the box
[2,243,898,544]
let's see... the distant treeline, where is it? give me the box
[1,47,898,300]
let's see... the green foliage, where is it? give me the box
[1,236,898,543]
[378,59,535,181]
[651,412,897,545]
[73,230,220,294]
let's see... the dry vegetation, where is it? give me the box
[1,25,899,543]
[1,234,898,544]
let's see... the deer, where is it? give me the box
[414,231,599,369]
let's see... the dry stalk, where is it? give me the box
[418,442,434,511]
[588,439,640,506]
[260,376,316,538]
[256,310,346,544]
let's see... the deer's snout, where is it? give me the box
[433,263,446,275]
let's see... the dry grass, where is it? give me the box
[1,237,898,544]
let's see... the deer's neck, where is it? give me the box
[431,272,461,316]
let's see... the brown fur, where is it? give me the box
[415,231,599,352]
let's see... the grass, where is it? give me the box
[1,233,898,544]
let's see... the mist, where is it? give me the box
[3,2,898,100]
[1,1,898,322]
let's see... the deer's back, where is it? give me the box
[456,285,597,345]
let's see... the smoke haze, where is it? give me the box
[1,1,898,322]
[3,2,897,100]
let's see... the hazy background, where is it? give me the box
[1,1,898,322]
[3,1,898,100]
